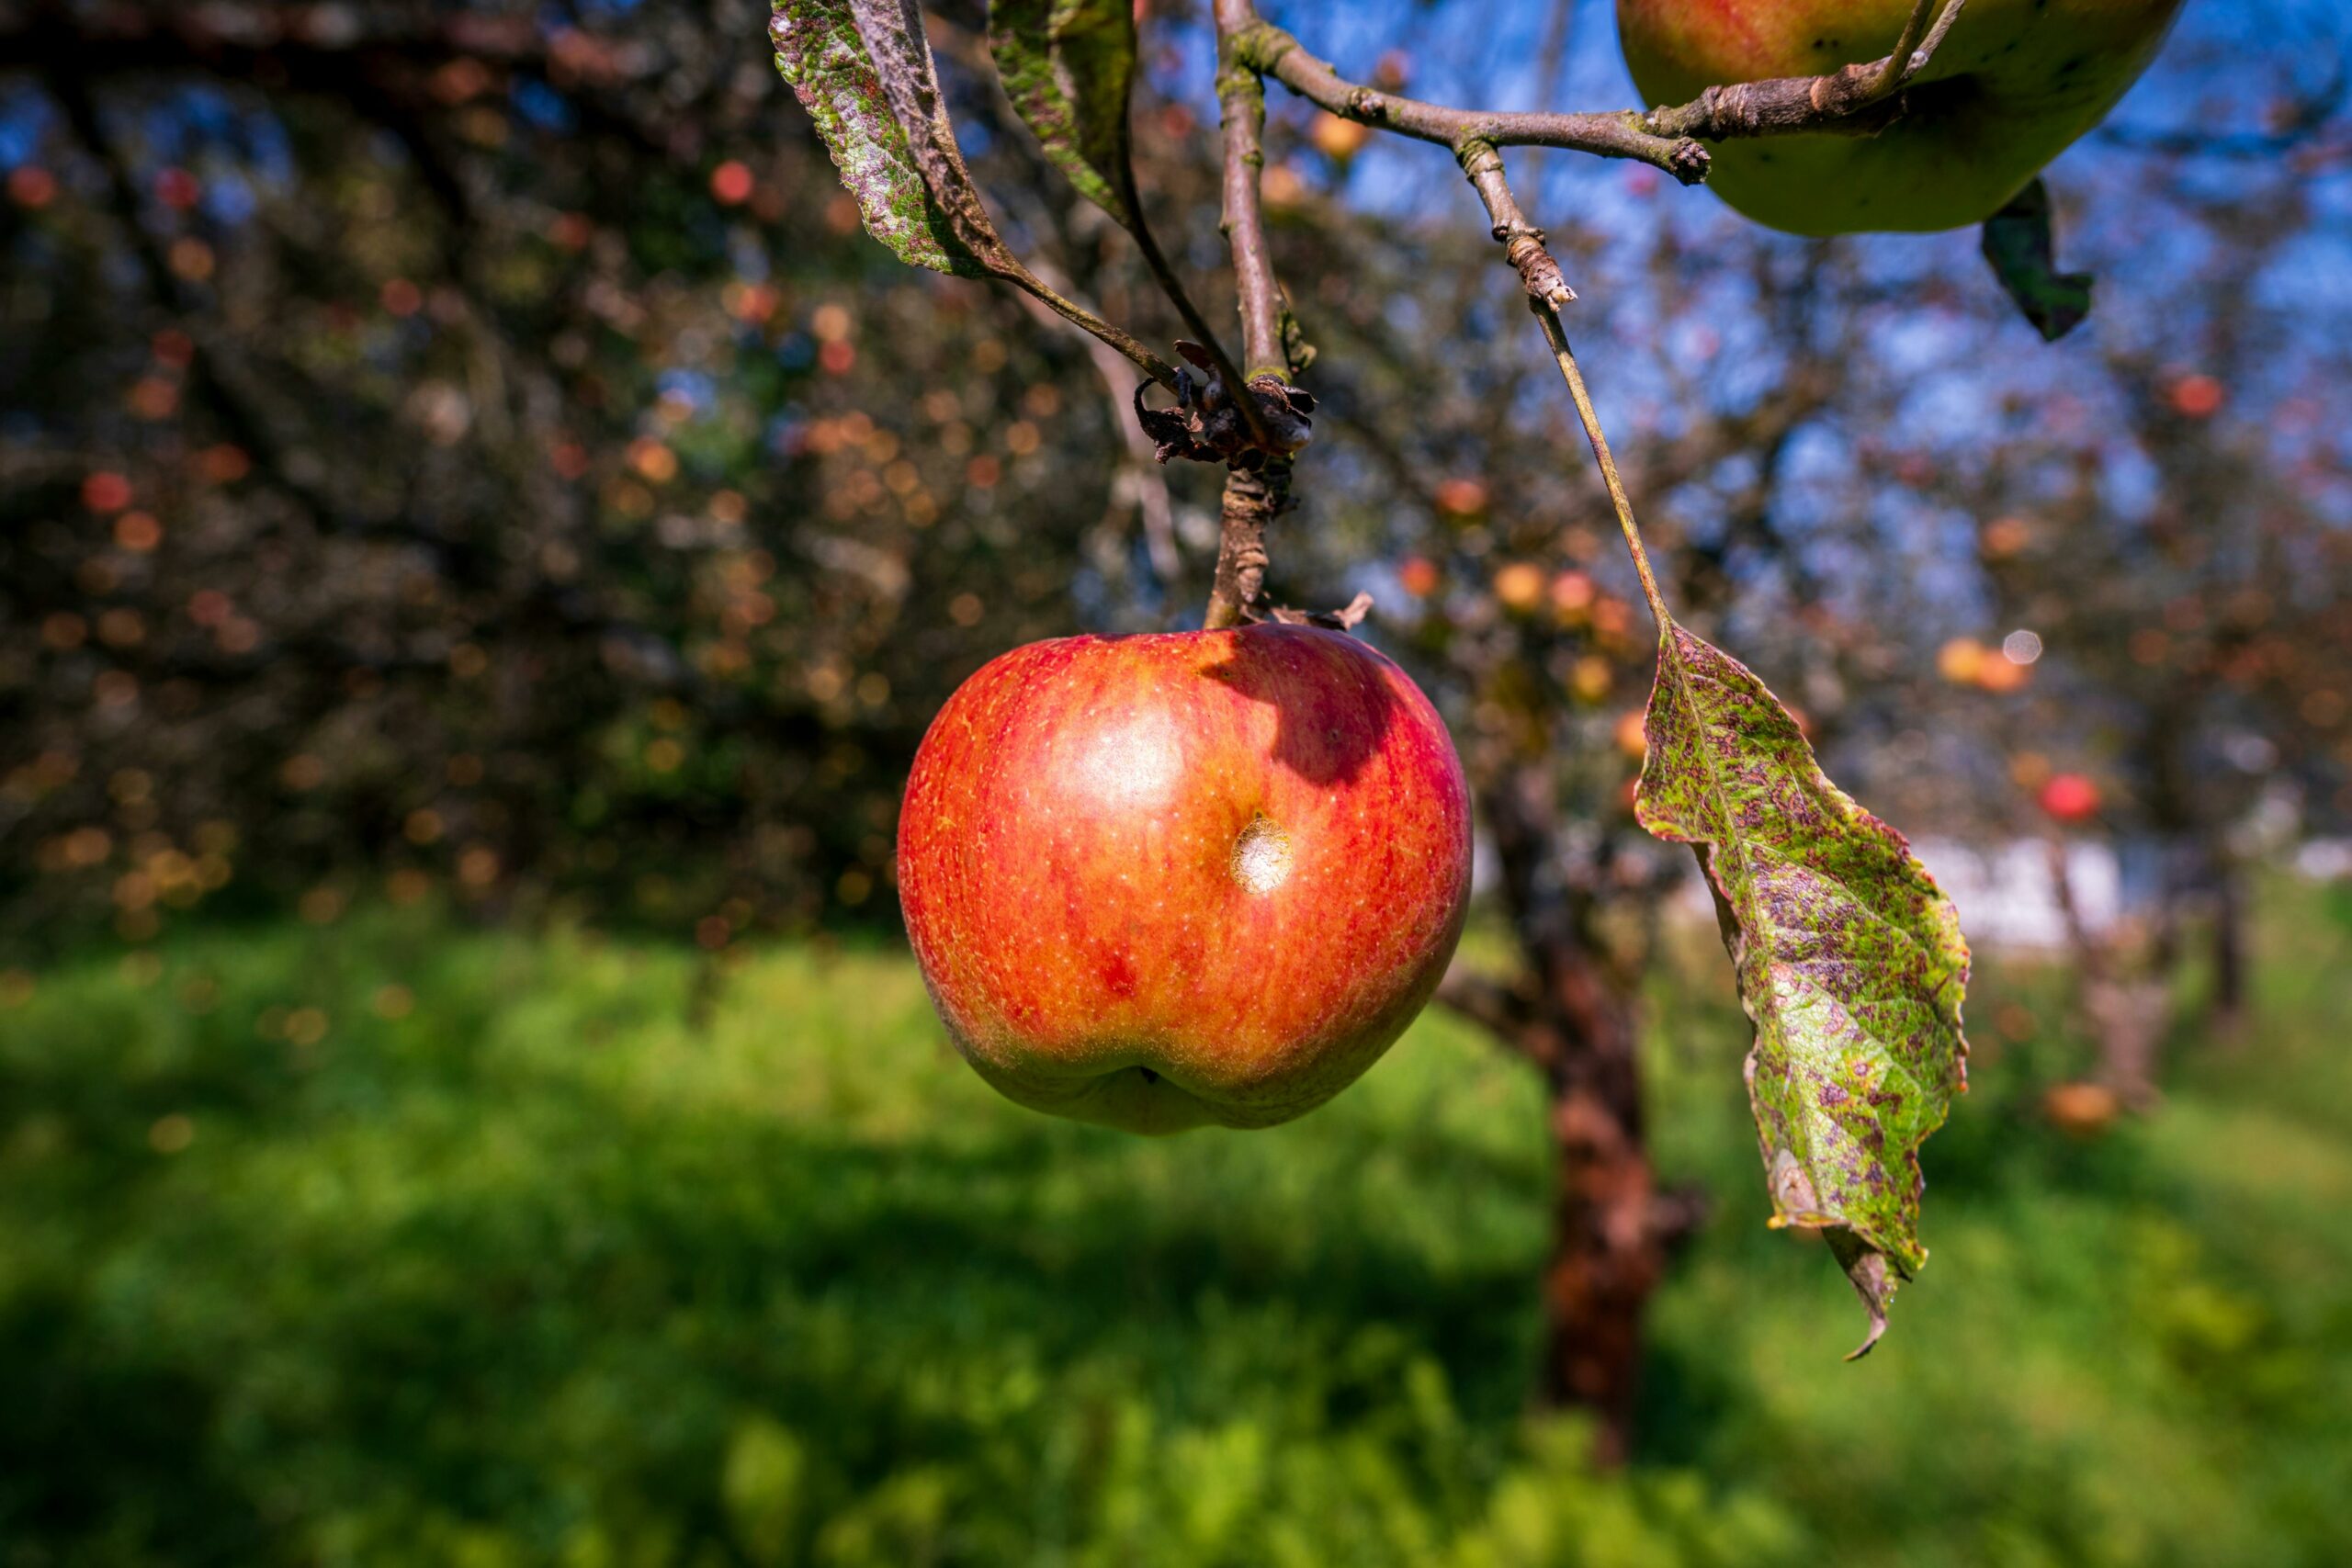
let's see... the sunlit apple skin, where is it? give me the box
[1617,0,2185,234]
[897,625,1473,1134]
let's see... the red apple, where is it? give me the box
[2039,771,2101,821]
[1617,0,2185,235]
[897,625,1473,1134]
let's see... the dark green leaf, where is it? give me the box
[988,0,1140,227]
[1635,620,1970,1356]
[1982,177,2094,342]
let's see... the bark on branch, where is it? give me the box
[1639,0,1969,141]
[1637,71,1907,141]
[1230,21,1710,184]
[1204,458,1291,629]
[1215,0,1289,379]
[1204,0,1305,631]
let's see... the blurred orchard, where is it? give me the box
[2,0,2351,1555]
[3,0,2346,957]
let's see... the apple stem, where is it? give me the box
[1871,0,1944,100]
[1871,0,1972,100]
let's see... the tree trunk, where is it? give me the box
[1528,936,1659,1465]
[2050,840,2169,1108]
[2210,855,2247,1042]
[1445,770,1690,1466]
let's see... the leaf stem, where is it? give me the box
[1453,144,1668,630]
[1125,192,1261,424]
[1019,273,1181,387]
[1533,305,1669,629]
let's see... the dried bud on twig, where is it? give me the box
[1134,342,1316,468]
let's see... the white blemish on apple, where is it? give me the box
[1230,815,1293,894]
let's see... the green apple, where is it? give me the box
[1618,0,2185,234]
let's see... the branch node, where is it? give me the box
[1456,141,1577,309]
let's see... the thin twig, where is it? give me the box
[1458,141,1577,310]
[1453,148,1668,626]
[938,6,1253,407]
[1129,211,1261,424]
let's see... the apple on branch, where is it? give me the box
[1617,0,2186,236]
[897,625,1473,1134]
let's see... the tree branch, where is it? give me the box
[1204,0,1304,631]
[1204,457,1290,629]
[1235,0,1979,193]
[1215,0,1287,378]
[1638,0,1968,141]
[1232,20,1709,182]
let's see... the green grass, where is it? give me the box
[3,888,2348,1566]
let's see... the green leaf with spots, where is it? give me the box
[767,0,1175,383]
[769,0,986,276]
[988,0,1140,227]
[1634,619,1970,1356]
